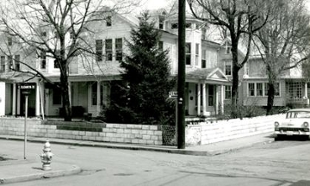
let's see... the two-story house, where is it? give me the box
[242,55,309,108]
[0,1,240,118]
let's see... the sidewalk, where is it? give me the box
[0,133,275,184]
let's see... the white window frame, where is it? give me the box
[248,82,281,97]
[224,61,232,76]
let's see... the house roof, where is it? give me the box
[186,67,229,84]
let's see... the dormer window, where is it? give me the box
[158,14,165,30]
[201,28,206,40]
[106,16,112,27]
[185,23,191,28]
[225,46,231,54]
[171,23,178,29]
[225,42,231,54]
[40,51,46,69]
[8,37,12,46]
[15,55,20,71]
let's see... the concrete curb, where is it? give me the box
[0,135,274,156]
[0,165,81,184]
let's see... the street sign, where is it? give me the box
[169,91,178,98]
[19,84,35,95]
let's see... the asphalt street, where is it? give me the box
[1,137,310,186]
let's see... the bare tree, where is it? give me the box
[0,0,139,121]
[252,0,310,115]
[188,0,271,118]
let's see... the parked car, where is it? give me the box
[274,108,310,140]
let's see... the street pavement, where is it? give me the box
[0,132,275,185]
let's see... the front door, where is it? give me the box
[20,85,36,117]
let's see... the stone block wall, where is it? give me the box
[185,114,284,145]
[0,118,162,145]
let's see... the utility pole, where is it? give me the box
[177,0,186,149]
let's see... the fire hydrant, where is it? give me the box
[40,140,54,171]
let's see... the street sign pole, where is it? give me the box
[24,95,28,159]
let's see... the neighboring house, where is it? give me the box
[242,55,309,108]
[0,1,247,118]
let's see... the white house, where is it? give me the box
[0,1,235,118]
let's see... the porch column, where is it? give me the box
[68,81,72,106]
[202,83,206,115]
[35,81,41,116]
[96,81,101,117]
[12,83,16,116]
[215,85,219,115]
[0,82,5,116]
[197,83,201,115]
[305,82,309,105]
[17,86,21,115]
[221,85,224,114]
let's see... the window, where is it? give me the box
[8,37,12,46]
[158,41,163,51]
[225,62,232,76]
[115,38,123,61]
[225,45,231,54]
[201,50,206,68]
[92,83,97,105]
[248,83,255,96]
[201,28,206,40]
[0,56,5,72]
[8,56,13,71]
[256,83,263,96]
[287,82,302,99]
[53,87,61,105]
[14,55,20,71]
[275,83,280,96]
[171,23,178,29]
[54,59,59,68]
[95,39,103,62]
[40,51,46,69]
[225,86,232,99]
[195,43,199,66]
[92,83,103,105]
[159,17,164,29]
[106,16,112,27]
[185,43,191,65]
[264,82,280,96]
[208,85,214,106]
[105,39,112,61]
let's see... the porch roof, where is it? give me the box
[186,68,230,84]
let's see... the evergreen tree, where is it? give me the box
[115,11,175,124]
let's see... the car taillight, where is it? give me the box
[303,122,309,127]
[274,122,279,127]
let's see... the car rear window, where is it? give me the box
[286,111,310,119]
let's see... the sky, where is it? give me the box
[140,0,172,10]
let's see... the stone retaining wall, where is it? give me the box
[185,114,284,145]
[0,118,162,145]
[0,115,284,146]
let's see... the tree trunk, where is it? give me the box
[60,60,72,121]
[230,39,240,119]
[231,65,239,118]
[266,79,276,115]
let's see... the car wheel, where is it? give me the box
[275,135,284,141]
